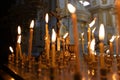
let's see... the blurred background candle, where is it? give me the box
[88,18,96,55]
[51,29,56,67]
[45,13,50,60]
[90,39,95,62]
[92,27,96,39]
[16,26,21,64]
[99,24,105,68]
[81,32,85,53]
[109,35,116,56]
[28,20,34,60]
[116,35,119,55]
[67,3,81,75]
[9,46,14,64]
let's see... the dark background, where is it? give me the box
[0,1,15,64]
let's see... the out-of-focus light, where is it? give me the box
[79,1,90,6]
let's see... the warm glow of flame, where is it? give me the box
[99,24,105,41]
[81,32,84,36]
[52,29,56,43]
[18,26,21,35]
[9,46,14,53]
[67,3,76,13]
[106,49,110,54]
[110,35,116,42]
[92,27,96,33]
[92,70,95,76]
[88,70,90,75]
[112,73,118,80]
[30,20,34,28]
[45,13,49,23]
[90,39,95,52]
[17,35,21,44]
[89,18,96,28]
[63,32,68,39]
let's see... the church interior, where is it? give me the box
[0,0,120,80]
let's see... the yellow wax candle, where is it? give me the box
[109,35,116,55]
[81,33,85,53]
[9,46,14,63]
[99,24,105,68]
[51,29,56,67]
[16,26,21,63]
[116,35,119,55]
[45,13,50,60]
[90,39,95,62]
[67,3,81,74]
[92,27,96,39]
[28,20,34,60]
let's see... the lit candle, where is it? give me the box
[9,46,14,64]
[116,35,119,55]
[67,3,81,74]
[81,32,85,53]
[45,13,50,60]
[109,35,116,56]
[28,20,34,60]
[16,26,22,64]
[99,24,105,68]
[92,27,96,39]
[90,39,95,62]
[51,29,56,67]
[62,32,69,53]
[88,18,96,55]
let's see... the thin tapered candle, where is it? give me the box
[45,13,50,60]
[51,29,56,67]
[28,20,34,60]
[109,35,116,55]
[67,3,81,74]
[99,24,105,68]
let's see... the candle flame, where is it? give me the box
[63,32,69,39]
[9,46,14,53]
[89,18,96,28]
[45,13,49,23]
[110,35,116,42]
[112,73,118,80]
[81,32,84,36]
[90,39,95,52]
[92,27,96,33]
[52,29,56,43]
[67,3,76,13]
[30,20,34,28]
[18,26,21,35]
[99,24,105,41]
[17,35,21,44]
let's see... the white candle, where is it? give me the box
[9,46,14,63]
